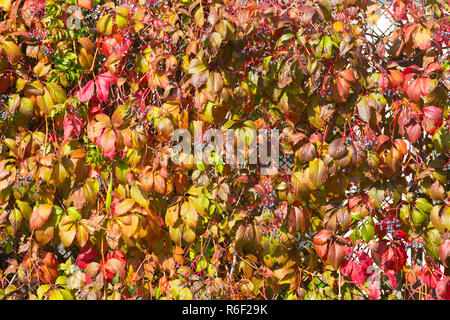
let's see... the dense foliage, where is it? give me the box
[0,0,448,300]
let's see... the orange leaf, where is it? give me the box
[30,204,53,229]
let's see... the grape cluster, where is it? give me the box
[29,5,47,20]
[260,185,277,212]
[361,136,377,150]
[0,228,7,245]
[377,216,401,234]
[0,109,12,121]
[405,237,424,249]
[30,29,47,41]
[0,93,10,104]
[242,42,270,54]
[41,45,55,57]
[13,174,33,189]
[318,83,332,98]
[378,87,401,99]
[256,183,282,239]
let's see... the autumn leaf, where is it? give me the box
[77,80,95,102]
[30,204,53,229]
[308,158,328,187]
[95,72,117,102]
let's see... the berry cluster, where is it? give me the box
[377,216,401,234]
[376,87,402,99]
[41,44,55,57]
[0,93,11,104]
[261,211,281,239]
[242,42,270,55]
[0,228,7,245]
[360,136,377,150]
[12,174,33,189]
[405,237,424,249]
[318,83,332,98]
[256,183,277,213]
[29,2,47,20]
[432,25,450,44]
[0,108,12,121]
[30,29,47,42]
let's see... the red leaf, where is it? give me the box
[326,242,345,269]
[338,69,356,83]
[95,72,117,102]
[393,0,406,20]
[313,230,333,260]
[384,270,397,288]
[399,111,422,143]
[102,37,132,58]
[404,121,422,143]
[421,266,442,289]
[436,277,450,300]
[378,240,407,272]
[274,202,288,225]
[77,0,92,10]
[313,229,333,245]
[341,251,373,285]
[406,78,421,102]
[424,62,443,75]
[77,246,98,269]
[368,277,381,300]
[418,77,431,96]
[77,80,95,102]
[63,115,83,142]
[423,106,442,123]
[439,240,450,268]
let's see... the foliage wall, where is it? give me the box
[0,0,449,300]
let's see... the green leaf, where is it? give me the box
[55,276,68,286]
[105,176,113,215]
[416,198,432,214]
[361,223,375,242]
[425,228,442,259]
[67,207,81,220]
[59,289,73,300]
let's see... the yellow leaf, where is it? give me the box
[333,21,344,32]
